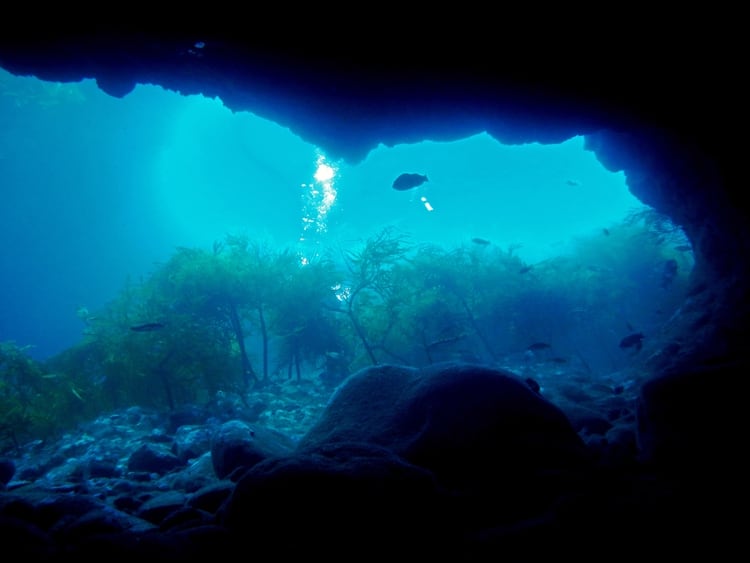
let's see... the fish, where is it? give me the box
[130,322,165,332]
[527,342,552,351]
[619,332,644,351]
[519,266,533,274]
[471,237,491,246]
[392,173,429,191]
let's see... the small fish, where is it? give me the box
[71,386,84,401]
[130,322,165,332]
[471,237,491,246]
[602,228,610,236]
[392,173,429,191]
[619,332,644,352]
[519,266,533,274]
[674,244,692,252]
[527,342,552,351]
[565,179,581,187]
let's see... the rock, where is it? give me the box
[221,442,447,558]
[136,490,188,526]
[298,362,591,490]
[637,363,745,472]
[173,425,214,463]
[127,443,183,475]
[187,481,235,514]
[210,420,295,480]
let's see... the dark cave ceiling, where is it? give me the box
[0,29,736,163]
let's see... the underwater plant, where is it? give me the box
[406,243,527,363]
[270,252,345,382]
[338,226,412,366]
[0,341,91,452]
[52,249,248,412]
[218,237,311,385]
[15,204,689,439]
[139,235,343,387]
[146,240,261,390]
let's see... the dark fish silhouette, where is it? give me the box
[527,342,551,351]
[471,237,491,246]
[130,322,165,332]
[619,332,644,351]
[392,173,429,191]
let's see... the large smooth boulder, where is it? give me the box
[220,363,595,558]
[298,362,590,490]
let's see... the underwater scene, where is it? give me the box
[0,66,698,558]
[0,67,694,443]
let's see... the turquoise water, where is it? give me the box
[1,68,644,360]
[148,88,638,261]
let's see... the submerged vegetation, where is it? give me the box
[1,207,693,452]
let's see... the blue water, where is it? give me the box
[1,68,643,361]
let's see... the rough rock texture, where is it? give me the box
[210,420,295,480]
[0,362,739,560]
[297,363,590,489]
[637,363,746,469]
[220,363,594,556]
[220,442,448,558]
